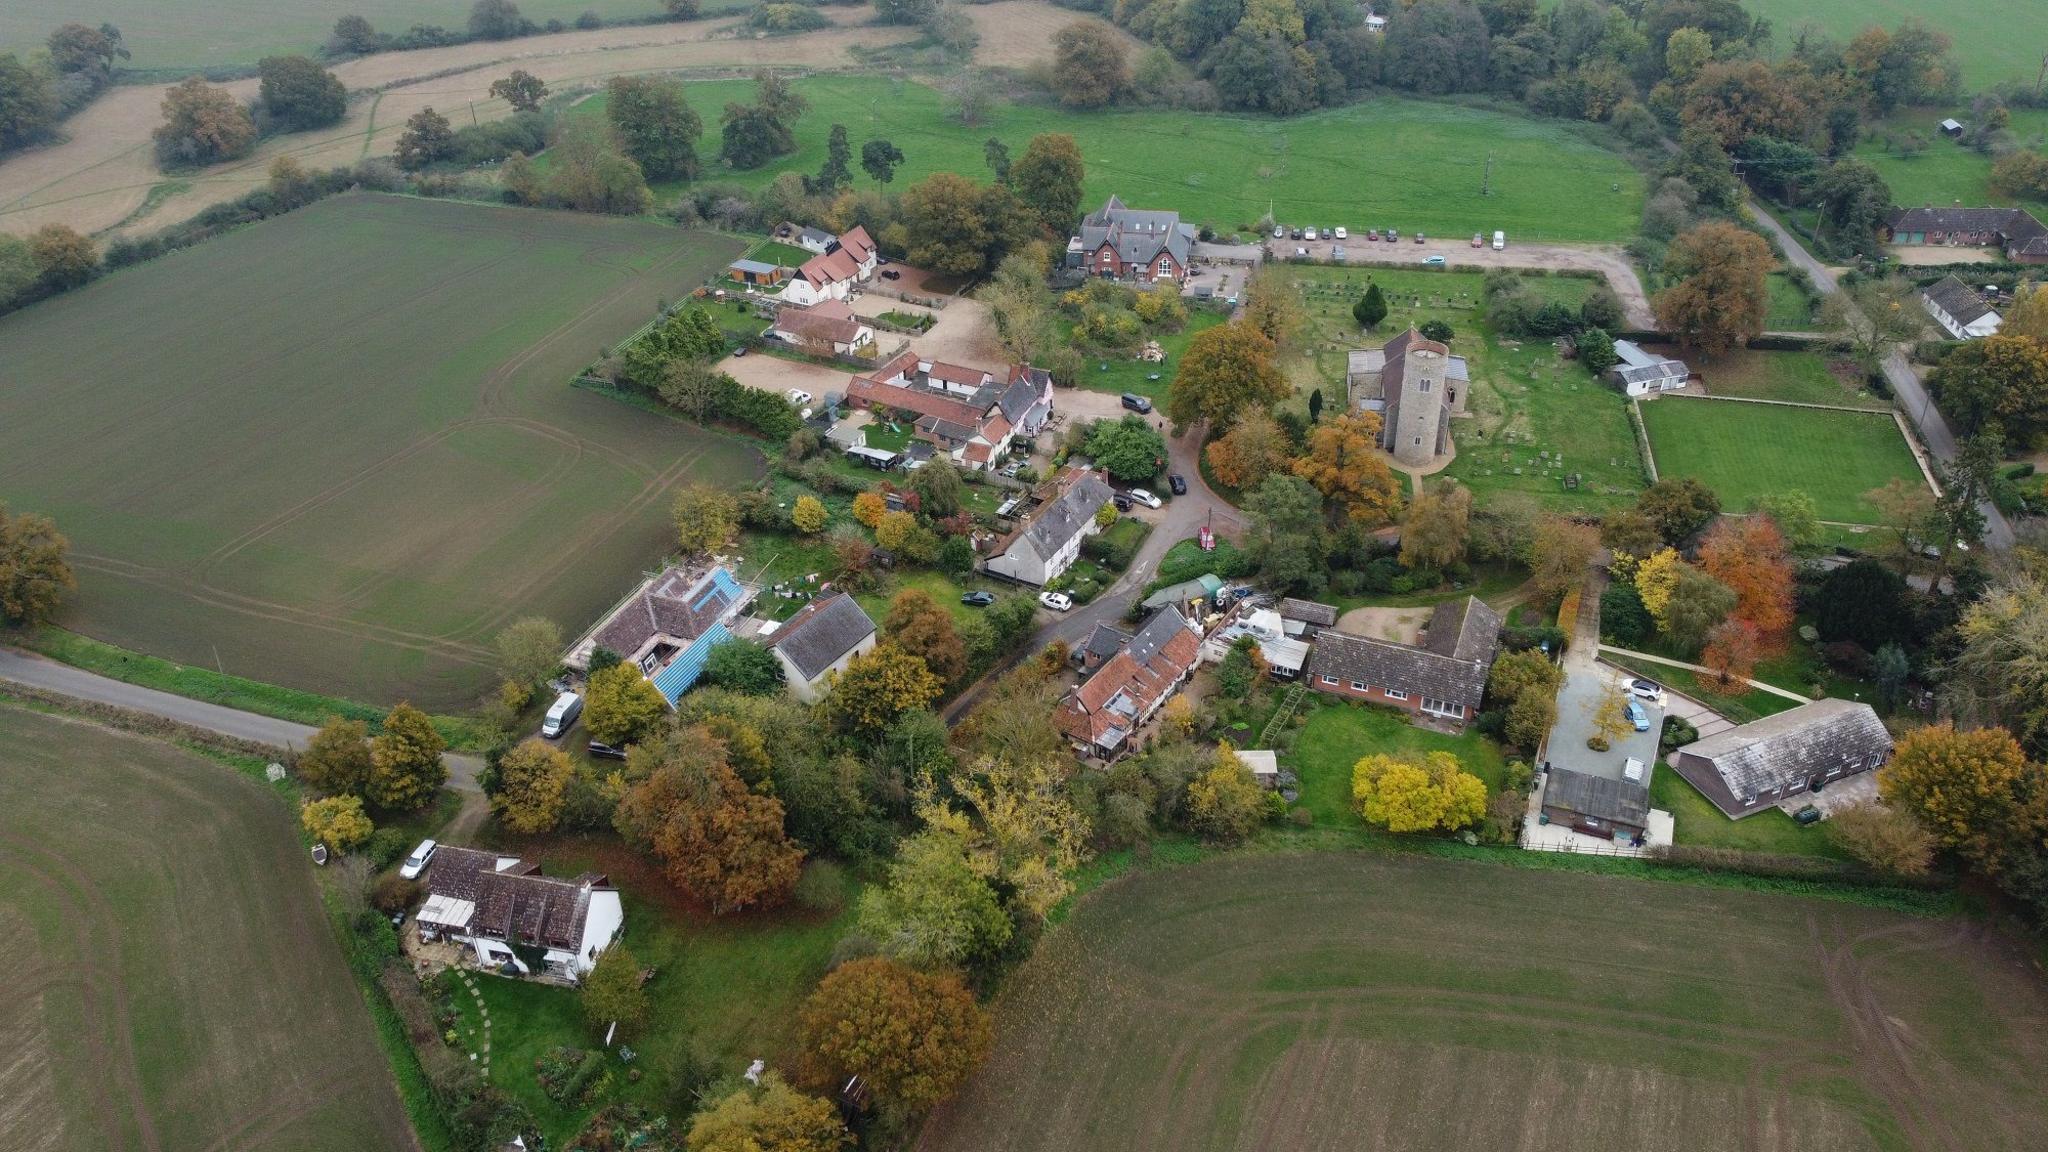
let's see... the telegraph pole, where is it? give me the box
[1480,153,1493,197]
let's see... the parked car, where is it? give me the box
[881,269,902,280]
[587,740,628,761]
[399,839,437,880]
[1127,488,1163,509]
[1303,227,1317,241]
[960,590,996,607]
[1367,229,1379,241]
[541,690,582,739]
[785,388,812,406]
[1385,229,1399,242]
[1289,227,1302,239]
[1471,233,1484,247]
[1121,392,1153,414]
[1628,678,1664,704]
[1414,232,1426,244]
[1333,226,1348,239]
[1492,230,1506,250]
[1113,494,1134,512]
[1423,255,1446,267]
[1039,591,1074,612]
[1168,473,1188,495]
[1626,700,1651,732]
[1273,224,1286,239]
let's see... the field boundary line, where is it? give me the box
[1629,397,1658,483]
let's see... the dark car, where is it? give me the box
[1114,494,1134,513]
[960,590,996,607]
[880,268,902,280]
[1120,392,1153,414]
[1168,473,1188,495]
[587,740,628,761]
[1289,227,1302,240]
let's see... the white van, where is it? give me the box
[541,690,583,739]
[399,839,437,880]
[1492,230,1506,250]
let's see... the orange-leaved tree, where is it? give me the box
[1291,411,1402,527]
[798,957,993,1111]
[613,724,803,912]
[1654,220,1772,356]
[1879,723,2031,873]
[1698,514,1794,650]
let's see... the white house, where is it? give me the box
[765,593,878,703]
[1921,275,2002,340]
[1608,339,1691,396]
[844,350,1048,471]
[416,848,624,983]
[780,226,881,307]
[983,467,1115,586]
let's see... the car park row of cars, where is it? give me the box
[1273,226,1510,251]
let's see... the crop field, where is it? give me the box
[0,193,760,708]
[0,705,414,1151]
[1743,0,2048,88]
[1640,397,1927,525]
[568,76,1647,242]
[1856,109,2048,215]
[923,851,2048,1152]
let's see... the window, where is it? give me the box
[1413,436,1423,446]
[1350,680,1367,692]
[1417,378,1431,393]
[1321,675,1338,686]
[1384,688,1409,701]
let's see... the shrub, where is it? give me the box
[792,859,848,914]
[1586,735,1610,752]
[371,874,421,914]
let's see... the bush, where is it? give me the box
[371,874,421,914]
[792,859,848,914]
[751,3,830,30]
[362,826,412,869]
[536,1046,605,1105]
[1658,714,1698,753]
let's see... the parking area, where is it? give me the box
[1545,658,1663,783]
[1621,665,1736,740]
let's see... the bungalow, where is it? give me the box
[1304,597,1502,726]
[1671,698,1893,819]
[565,561,755,706]
[416,847,623,984]
[1608,339,1691,397]
[770,299,877,356]
[765,593,877,703]
[1068,195,1198,283]
[1055,605,1203,760]
[983,467,1116,586]
[1920,275,2002,340]
[1541,767,1651,842]
[844,349,1045,471]
[781,225,883,306]
[1885,206,2048,264]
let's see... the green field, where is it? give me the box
[0,194,760,708]
[0,705,415,1151]
[1640,398,1925,524]
[1696,347,1886,409]
[1858,109,2048,217]
[1743,0,2048,88]
[0,0,753,71]
[925,851,2048,1152]
[571,76,1647,242]
[1765,271,1818,331]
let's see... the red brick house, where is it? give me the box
[1303,597,1502,726]
[1068,195,1198,283]
[1056,606,1202,761]
[1885,205,2048,263]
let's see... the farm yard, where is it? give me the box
[0,705,415,1152]
[0,193,760,709]
[922,851,2048,1152]
[561,76,1648,242]
[1639,397,1929,525]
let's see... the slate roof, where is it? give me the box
[768,593,876,682]
[1077,195,1197,271]
[1887,205,2035,236]
[1278,598,1339,627]
[1420,597,1503,663]
[1545,767,1651,829]
[997,468,1114,566]
[1677,698,1892,800]
[1922,275,1995,326]
[1077,621,1132,663]
[997,367,1052,426]
[1306,599,1502,714]
[1057,606,1201,752]
[590,565,749,663]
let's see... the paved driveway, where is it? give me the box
[1546,658,1662,782]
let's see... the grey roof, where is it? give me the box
[797,226,834,246]
[1419,597,1503,663]
[1306,625,1498,714]
[1278,598,1339,627]
[1126,604,1192,668]
[1078,621,1132,661]
[1142,573,1223,610]
[767,593,876,682]
[1923,275,1995,326]
[1077,195,1197,270]
[1545,767,1651,828]
[1002,470,1114,564]
[1887,205,2035,235]
[730,259,781,274]
[997,369,1051,425]
[1678,699,1892,800]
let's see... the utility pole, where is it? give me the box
[1480,153,1493,197]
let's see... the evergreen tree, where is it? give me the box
[1354,282,1388,330]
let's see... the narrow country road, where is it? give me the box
[1745,199,2013,551]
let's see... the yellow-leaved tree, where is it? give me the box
[1633,547,1683,630]
[491,738,575,834]
[301,795,373,850]
[1186,744,1270,843]
[792,494,828,534]
[851,490,886,528]
[1352,750,1486,833]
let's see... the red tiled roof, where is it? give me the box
[839,225,877,263]
[1057,618,1200,746]
[847,374,990,428]
[798,247,861,288]
[776,300,865,345]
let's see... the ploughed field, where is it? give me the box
[922,853,2048,1152]
[0,705,416,1151]
[0,193,759,707]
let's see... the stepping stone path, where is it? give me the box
[459,972,493,1075]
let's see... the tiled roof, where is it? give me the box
[798,246,861,288]
[839,225,877,263]
[848,374,990,429]
[1887,205,2034,235]
[1420,596,1503,663]
[1278,598,1339,627]
[997,468,1114,566]
[472,869,611,954]
[591,565,748,661]
[1923,275,1995,326]
[1077,195,1196,271]
[423,847,534,903]
[775,299,865,345]
[1306,620,1497,714]
[768,593,876,682]
[1078,621,1132,661]
[1057,606,1199,750]
[1545,767,1650,827]
[1678,699,1892,800]
[998,368,1052,425]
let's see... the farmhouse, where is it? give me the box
[1540,766,1652,842]
[1671,698,1894,819]
[1304,596,1502,726]
[1884,206,2048,264]
[1608,339,1692,396]
[565,561,755,705]
[1348,328,1469,468]
[770,299,876,356]
[415,847,624,984]
[1056,605,1203,761]
[845,350,1052,471]
[781,225,882,306]
[765,592,877,703]
[983,466,1116,586]
[1920,275,2002,340]
[1069,195,1199,284]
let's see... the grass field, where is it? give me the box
[1765,271,1819,331]
[0,193,760,709]
[1695,347,1887,409]
[1286,702,1511,827]
[0,0,747,70]
[1649,765,1851,858]
[923,850,2048,1152]
[1640,398,1925,524]
[0,705,414,1151]
[568,76,1647,242]
[1742,0,2048,88]
[1856,108,2048,216]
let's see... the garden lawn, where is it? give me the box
[1764,272,1818,331]
[1649,766,1849,860]
[1857,108,2048,215]
[1639,398,1925,524]
[1285,701,1510,829]
[745,239,815,269]
[565,77,1646,241]
[1059,308,1227,405]
[1694,347,1886,409]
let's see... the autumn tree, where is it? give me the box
[541,120,652,214]
[1204,409,1291,490]
[851,490,886,528]
[1663,563,1737,653]
[1352,750,1487,833]
[886,589,968,685]
[1400,484,1472,571]
[2004,284,2048,344]
[1008,132,1086,238]
[580,943,648,1032]
[489,69,547,112]
[1632,547,1683,630]
[1529,515,1599,600]
[154,77,256,166]
[689,1074,849,1152]
[26,225,96,290]
[1586,682,1635,746]
[368,703,447,810]
[826,644,944,737]
[302,795,373,850]
[1168,320,1286,430]
[792,494,828,534]
[1948,578,2048,758]
[607,73,702,180]
[495,616,562,691]
[616,725,803,911]
[1635,476,1722,545]
[858,825,1012,966]
[585,662,669,747]
[1827,801,1936,878]
[673,483,740,554]
[979,249,1054,363]
[1654,221,1772,356]
[298,717,374,796]
[492,738,574,834]
[907,458,966,518]
[1880,723,2030,872]
[1698,515,1794,650]
[1240,264,1303,345]
[0,504,75,625]
[1186,745,1268,843]
[1929,333,2048,442]
[1292,412,1402,527]
[257,55,346,131]
[1699,618,1761,688]
[1052,20,1129,109]
[1821,276,1922,378]
[394,106,454,169]
[798,957,993,1111]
